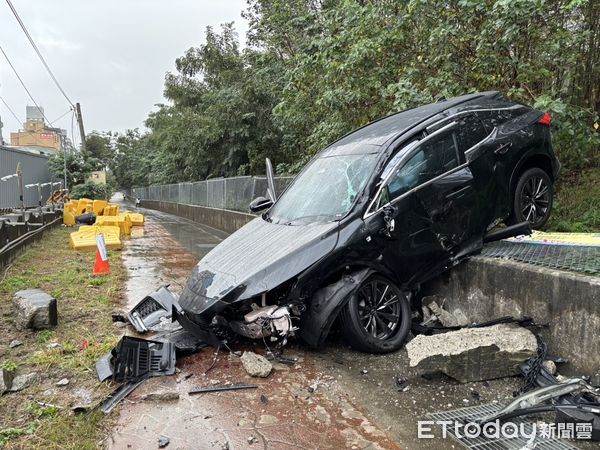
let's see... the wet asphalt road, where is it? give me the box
[107,195,587,450]
[109,197,402,450]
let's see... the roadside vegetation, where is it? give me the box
[0,227,125,449]
[51,0,599,231]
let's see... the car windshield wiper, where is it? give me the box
[283,214,335,225]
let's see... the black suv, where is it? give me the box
[175,91,559,353]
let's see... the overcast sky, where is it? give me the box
[0,0,248,144]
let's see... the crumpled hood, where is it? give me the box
[179,217,339,313]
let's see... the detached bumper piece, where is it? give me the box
[96,336,176,383]
[128,285,178,333]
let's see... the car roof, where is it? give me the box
[321,91,502,156]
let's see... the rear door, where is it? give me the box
[413,121,478,253]
[468,109,544,224]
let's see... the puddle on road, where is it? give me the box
[118,203,225,308]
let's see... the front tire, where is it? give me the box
[339,275,410,353]
[510,168,553,229]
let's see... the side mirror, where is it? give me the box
[249,196,273,213]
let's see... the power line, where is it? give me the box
[0,44,52,124]
[0,93,23,124]
[0,92,58,144]
[49,108,73,127]
[5,0,75,108]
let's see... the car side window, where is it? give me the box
[386,129,459,201]
[456,113,487,153]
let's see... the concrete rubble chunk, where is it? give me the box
[8,372,39,392]
[142,390,180,402]
[1,368,15,395]
[423,295,468,327]
[406,324,537,383]
[13,289,58,330]
[158,435,170,448]
[9,339,23,348]
[240,351,272,378]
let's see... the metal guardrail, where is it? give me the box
[131,176,295,213]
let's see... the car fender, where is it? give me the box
[508,148,555,203]
[298,267,373,348]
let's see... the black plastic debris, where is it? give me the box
[95,353,113,382]
[128,285,178,333]
[158,328,208,354]
[75,212,96,225]
[188,383,258,395]
[412,315,536,336]
[100,380,145,414]
[112,336,176,382]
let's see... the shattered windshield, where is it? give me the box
[268,154,377,224]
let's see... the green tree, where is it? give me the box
[48,150,92,188]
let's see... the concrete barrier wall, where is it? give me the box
[142,200,254,234]
[141,198,599,375]
[421,257,600,375]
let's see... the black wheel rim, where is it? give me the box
[520,175,550,225]
[357,280,401,340]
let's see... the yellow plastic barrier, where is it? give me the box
[124,212,144,226]
[95,214,132,235]
[76,198,93,215]
[103,204,120,216]
[92,200,108,216]
[69,225,122,251]
[62,200,78,225]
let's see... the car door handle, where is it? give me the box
[445,185,472,200]
[494,142,512,155]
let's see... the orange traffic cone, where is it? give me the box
[93,234,111,275]
[93,248,111,275]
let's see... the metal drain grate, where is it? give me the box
[481,241,600,275]
[429,403,578,450]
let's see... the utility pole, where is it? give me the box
[16,162,24,215]
[61,132,68,190]
[75,102,86,152]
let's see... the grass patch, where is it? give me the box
[547,167,600,232]
[0,227,126,449]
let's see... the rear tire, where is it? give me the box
[509,168,553,230]
[339,274,410,353]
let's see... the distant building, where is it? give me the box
[10,106,67,154]
[88,170,107,185]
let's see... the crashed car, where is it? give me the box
[174,91,559,353]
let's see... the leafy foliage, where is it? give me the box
[69,181,113,201]
[108,0,598,229]
[128,0,598,181]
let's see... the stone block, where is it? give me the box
[13,289,58,330]
[406,324,537,383]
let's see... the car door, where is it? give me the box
[413,121,478,253]
[363,122,478,285]
[467,109,544,225]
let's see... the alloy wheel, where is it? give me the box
[520,175,550,226]
[356,279,401,340]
